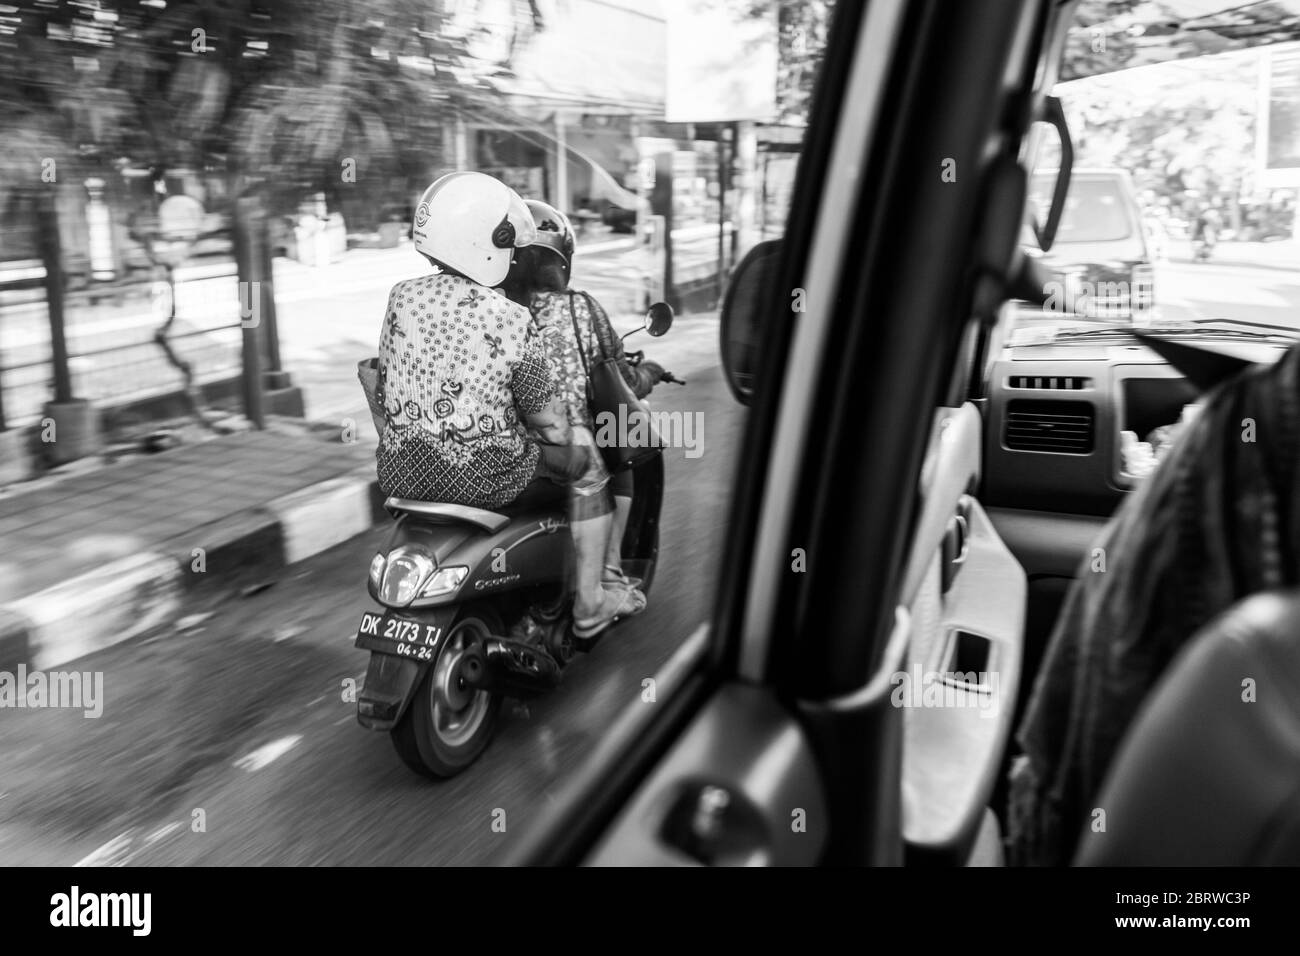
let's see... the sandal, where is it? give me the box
[573,582,647,639]
[603,563,644,590]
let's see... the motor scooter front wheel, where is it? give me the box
[391,605,503,778]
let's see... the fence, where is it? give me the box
[0,257,247,431]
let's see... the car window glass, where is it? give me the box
[0,0,837,867]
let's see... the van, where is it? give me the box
[1028,168,1155,321]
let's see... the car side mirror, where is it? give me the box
[719,239,782,405]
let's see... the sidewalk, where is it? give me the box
[1167,237,1300,272]
[0,235,653,426]
[0,428,382,671]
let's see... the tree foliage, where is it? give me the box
[1063,0,1300,81]
[1058,52,1258,200]
[0,0,545,217]
[711,0,835,125]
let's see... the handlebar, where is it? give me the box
[627,349,684,384]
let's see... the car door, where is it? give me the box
[505,0,1068,867]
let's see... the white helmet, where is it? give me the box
[412,172,537,286]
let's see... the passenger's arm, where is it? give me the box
[585,292,659,398]
[525,395,573,446]
[512,345,571,445]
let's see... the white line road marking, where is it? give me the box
[334,715,353,726]
[233,734,303,772]
[272,623,307,643]
[144,823,181,848]
[75,821,183,868]
[306,695,327,707]
[75,830,137,867]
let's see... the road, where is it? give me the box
[0,316,743,866]
[1154,244,1300,328]
[1010,243,1300,337]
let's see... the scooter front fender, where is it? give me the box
[357,653,428,730]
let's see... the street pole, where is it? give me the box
[234,195,265,430]
[555,110,569,212]
[257,216,283,377]
[37,188,73,405]
[717,126,730,304]
[652,151,677,310]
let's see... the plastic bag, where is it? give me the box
[357,357,386,438]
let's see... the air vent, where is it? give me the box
[1007,375,1091,390]
[1004,400,1095,454]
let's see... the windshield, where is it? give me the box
[1013,24,1300,344]
[1037,177,1134,243]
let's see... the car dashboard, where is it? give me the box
[978,334,1291,714]
[982,337,1289,519]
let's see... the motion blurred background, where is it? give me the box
[0,0,829,469]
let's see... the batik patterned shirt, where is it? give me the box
[375,273,555,509]
[528,289,657,429]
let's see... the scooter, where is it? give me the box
[354,303,683,778]
[1193,226,1217,261]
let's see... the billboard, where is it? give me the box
[1259,43,1300,187]
[665,0,778,123]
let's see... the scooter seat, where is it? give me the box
[384,498,509,534]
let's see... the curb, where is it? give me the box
[0,468,383,672]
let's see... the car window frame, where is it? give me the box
[501,0,877,865]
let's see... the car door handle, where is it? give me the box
[941,512,970,593]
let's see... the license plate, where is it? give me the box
[355,611,443,661]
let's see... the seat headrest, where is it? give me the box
[1075,589,1300,865]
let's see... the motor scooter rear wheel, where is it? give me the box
[391,605,503,778]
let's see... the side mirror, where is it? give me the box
[719,239,782,405]
[1024,95,1074,253]
[646,301,674,336]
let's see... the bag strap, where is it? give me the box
[568,291,590,372]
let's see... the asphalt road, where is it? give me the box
[1154,248,1300,327]
[0,318,743,866]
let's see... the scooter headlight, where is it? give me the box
[420,566,468,598]
[379,548,436,607]
[368,553,385,590]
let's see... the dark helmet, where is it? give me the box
[523,200,576,280]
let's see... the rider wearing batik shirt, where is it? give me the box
[372,172,631,638]
[376,272,554,509]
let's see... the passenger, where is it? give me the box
[372,172,633,637]
[503,200,662,597]
[1007,341,1300,865]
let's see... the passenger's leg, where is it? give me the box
[570,508,612,620]
[604,468,637,585]
[535,433,621,623]
[564,425,616,620]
